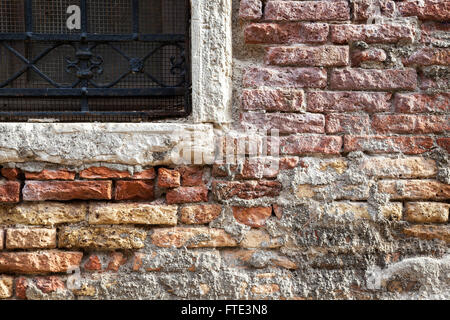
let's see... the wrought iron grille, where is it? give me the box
[0,0,191,121]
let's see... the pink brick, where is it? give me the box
[281,136,343,155]
[372,115,449,134]
[265,46,349,67]
[241,112,325,134]
[330,68,417,91]
[397,0,450,21]
[241,89,305,112]
[344,136,434,154]
[326,114,371,134]
[239,0,262,20]
[264,1,350,21]
[244,23,329,44]
[394,93,450,113]
[243,67,327,88]
[307,92,392,113]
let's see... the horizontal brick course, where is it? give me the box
[89,203,177,226]
[265,46,349,67]
[241,112,325,134]
[6,228,56,249]
[264,1,350,21]
[244,67,327,88]
[25,170,75,181]
[379,180,450,200]
[281,135,343,155]
[166,186,209,204]
[242,89,305,112]
[344,136,433,154]
[372,115,449,134]
[330,68,417,91]
[22,181,112,201]
[244,23,329,44]
[0,181,20,203]
[394,93,449,113]
[331,24,415,44]
[397,0,450,21]
[58,227,147,250]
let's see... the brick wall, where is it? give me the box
[0,0,449,300]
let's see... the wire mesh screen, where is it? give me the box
[0,0,191,122]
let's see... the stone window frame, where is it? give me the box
[0,0,232,169]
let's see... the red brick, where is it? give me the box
[331,24,415,44]
[158,168,181,188]
[281,135,343,155]
[397,0,450,21]
[131,168,156,180]
[273,204,283,219]
[372,115,449,134]
[80,167,130,179]
[352,0,396,21]
[403,48,450,66]
[35,276,65,294]
[213,180,282,200]
[0,251,83,274]
[178,166,204,186]
[437,138,450,153]
[15,277,28,299]
[351,48,387,67]
[1,168,20,180]
[241,112,325,134]
[213,157,280,179]
[0,229,3,250]
[22,181,112,201]
[326,114,370,134]
[166,186,208,204]
[241,89,304,112]
[244,23,329,44]
[330,68,417,91]
[239,0,262,20]
[233,206,272,228]
[106,252,127,272]
[0,180,20,203]
[344,136,434,154]
[394,93,449,113]
[180,204,222,225]
[264,1,350,21]
[266,46,349,67]
[307,91,391,113]
[114,180,155,201]
[25,170,75,180]
[84,255,102,271]
[243,67,327,88]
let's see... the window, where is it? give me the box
[0,0,191,121]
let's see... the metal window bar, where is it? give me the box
[0,0,191,121]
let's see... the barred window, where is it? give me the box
[0,0,191,121]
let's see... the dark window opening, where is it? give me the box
[0,0,191,122]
